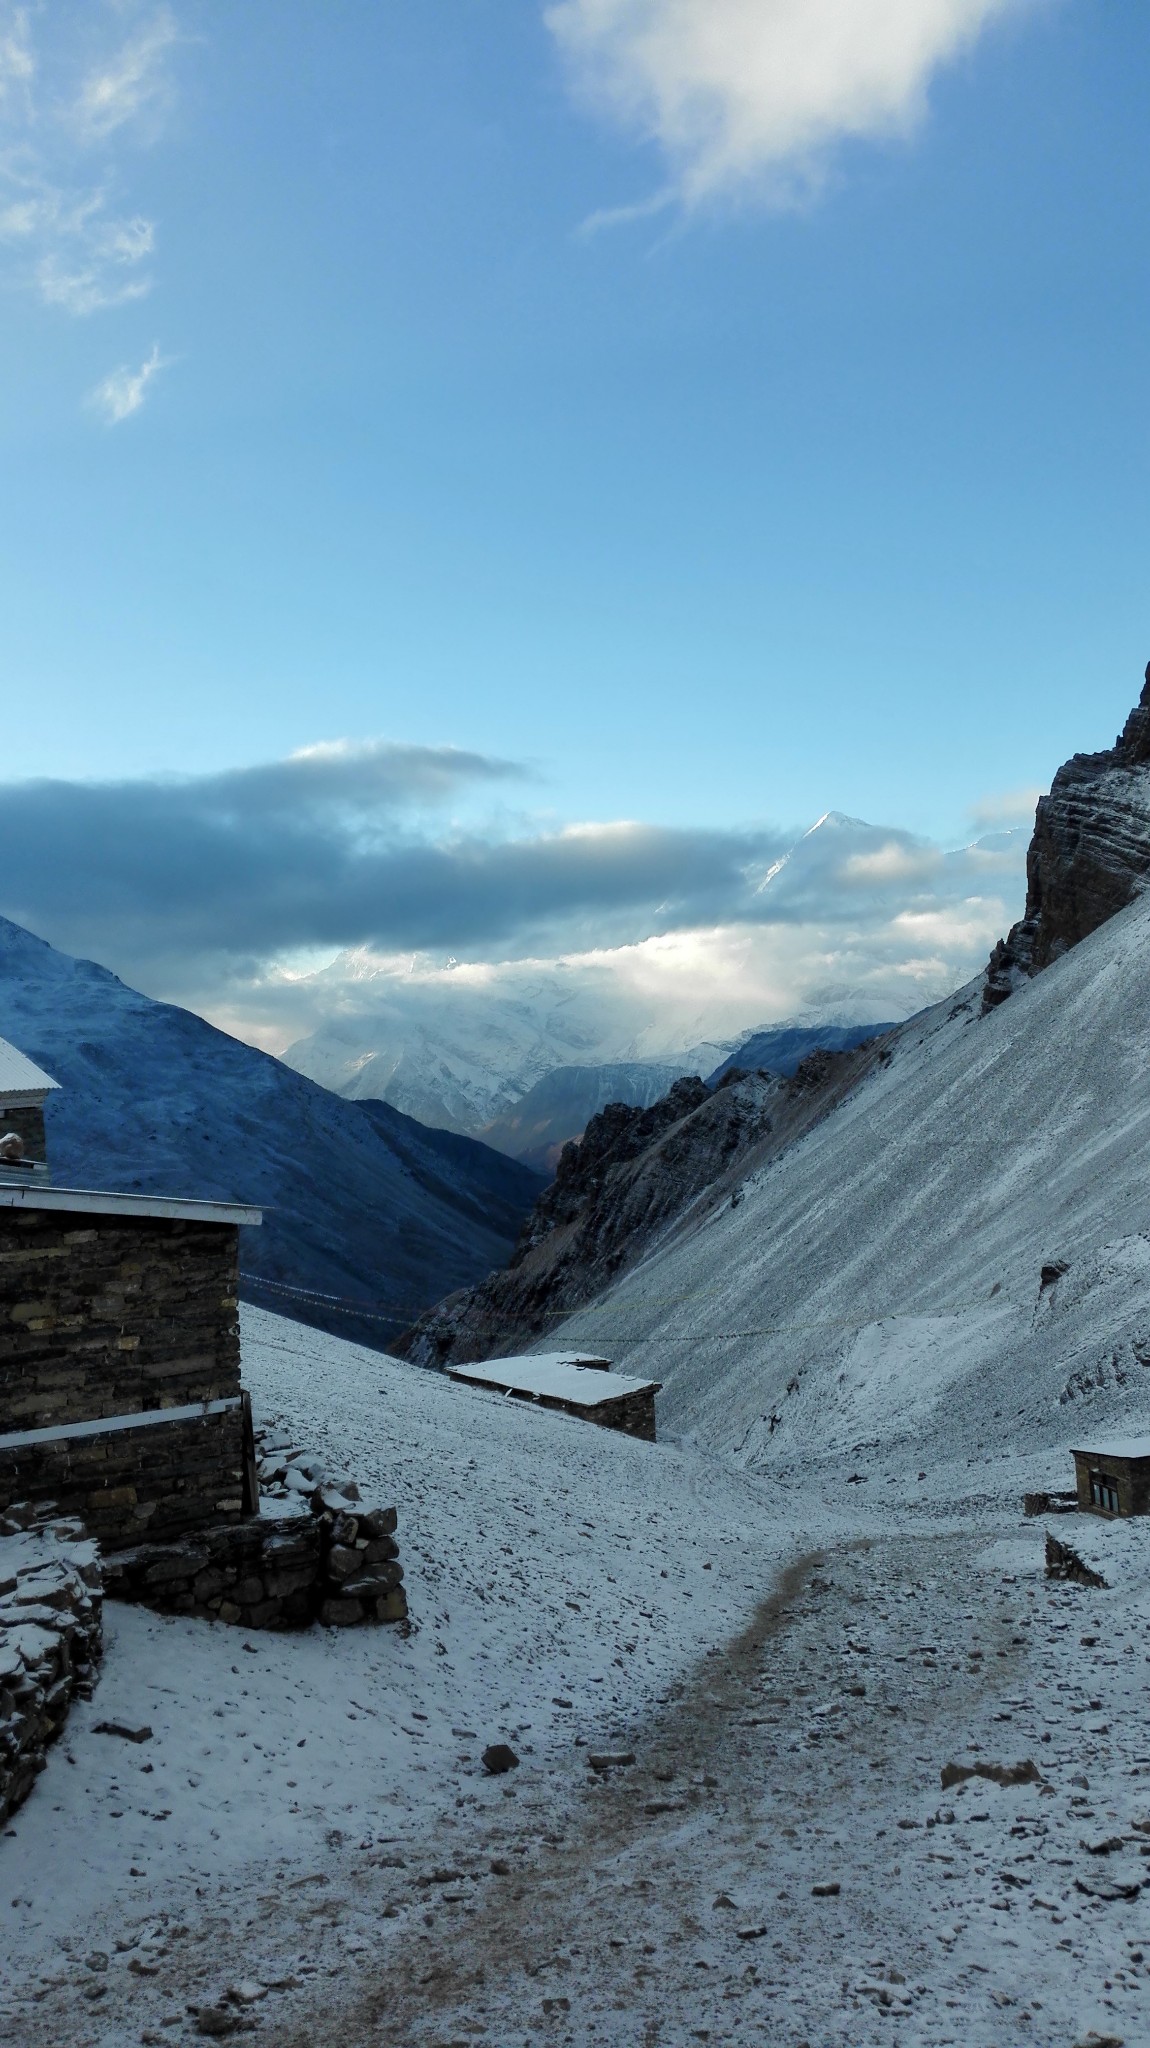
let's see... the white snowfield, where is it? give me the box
[552,889,1150,1481]
[6,899,1150,2043]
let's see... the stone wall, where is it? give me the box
[103,1496,406,1628]
[0,1405,249,1549]
[0,1209,241,1434]
[580,1386,658,1442]
[0,1502,104,1826]
[0,1206,248,1545]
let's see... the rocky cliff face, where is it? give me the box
[396,1042,890,1369]
[984,665,1150,1008]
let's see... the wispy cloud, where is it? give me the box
[0,2,179,315]
[548,0,1037,215]
[0,8,33,107]
[968,785,1045,831]
[70,5,179,143]
[88,339,167,422]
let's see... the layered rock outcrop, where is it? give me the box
[398,1045,889,1369]
[984,665,1150,1008]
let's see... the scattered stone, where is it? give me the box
[481,1744,519,1776]
[92,1720,152,1745]
[736,1924,768,1941]
[227,1983,267,2006]
[588,1751,635,1771]
[1082,1836,1126,1856]
[193,2005,250,2037]
[811,1882,841,1897]
[1075,1877,1142,1903]
[940,1759,1042,1791]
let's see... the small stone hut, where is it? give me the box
[448,1352,662,1442]
[0,1034,262,1548]
[1070,1438,1150,1518]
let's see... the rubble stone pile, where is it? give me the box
[0,1500,104,1824]
[100,1422,407,1629]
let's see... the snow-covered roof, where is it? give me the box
[1070,1438,1150,1463]
[0,1034,59,1102]
[448,1352,661,1405]
[0,1183,261,1226]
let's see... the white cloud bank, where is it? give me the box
[547,0,1036,209]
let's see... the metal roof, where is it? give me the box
[1071,1438,1150,1462]
[449,1351,661,1406]
[0,1033,59,1100]
[0,1183,261,1226]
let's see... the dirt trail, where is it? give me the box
[278,1531,1061,2047]
[22,1527,1148,2046]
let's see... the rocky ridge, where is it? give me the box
[984,662,1150,1007]
[397,1042,891,1369]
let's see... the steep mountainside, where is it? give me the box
[476,1060,696,1172]
[984,663,1150,1005]
[0,915,542,1350]
[546,888,1150,1468]
[706,1020,894,1085]
[398,1040,890,1367]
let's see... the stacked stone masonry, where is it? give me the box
[102,1495,406,1629]
[0,1501,104,1826]
[0,1407,249,1549]
[0,1208,247,1546]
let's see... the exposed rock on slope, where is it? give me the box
[398,1043,890,1368]
[476,1060,698,1173]
[0,915,542,1352]
[984,664,1150,1007]
[707,1021,894,1086]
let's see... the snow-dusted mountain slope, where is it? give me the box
[550,887,1150,1469]
[477,1058,692,1170]
[284,952,729,1135]
[706,1018,894,1084]
[0,915,542,1348]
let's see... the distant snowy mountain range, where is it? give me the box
[281,806,1017,1150]
[283,954,734,1136]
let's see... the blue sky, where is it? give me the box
[0,1,1146,1047]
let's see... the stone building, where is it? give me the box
[448,1351,662,1441]
[1071,1438,1150,1518]
[0,1033,263,1548]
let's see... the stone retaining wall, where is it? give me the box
[0,1405,249,1549]
[0,1502,104,1826]
[103,1496,406,1629]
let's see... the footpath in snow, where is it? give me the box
[0,1308,1148,2046]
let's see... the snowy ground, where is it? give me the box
[1,1307,1148,2046]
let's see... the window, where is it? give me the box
[1089,1471,1120,1514]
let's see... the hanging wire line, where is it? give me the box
[239,1269,976,1343]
